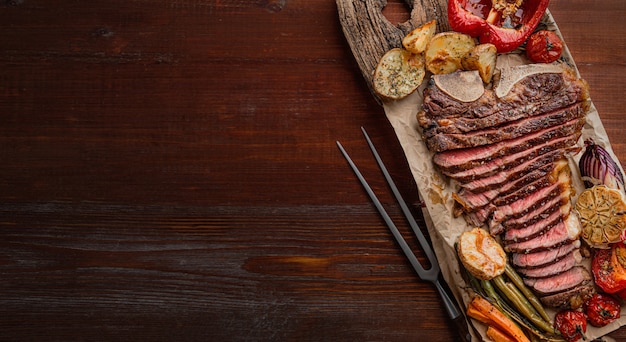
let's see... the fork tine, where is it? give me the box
[336,140,429,277]
[360,127,440,278]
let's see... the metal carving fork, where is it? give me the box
[337,127,472,342]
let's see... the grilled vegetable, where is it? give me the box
[466,296,530,342]
[584,293,621,327]
[591,243,626,294]
[402,20,437,54]
[578,139,625,191]
[424,32,476,74]
[504,264,552,324]
[575,185,626,248]
[491,275,554,333]
[554,310,588,342]
[372,48,425,100]
[457,227,506,280]
[465,271,564,341]
[525,30,563,64]
[447,0,549,53]
[461,43,497,83]
[486,325,517,342]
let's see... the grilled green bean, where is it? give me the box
[505,264,552,324]
[492,275,554,334]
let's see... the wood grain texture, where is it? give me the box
[336,0,449,102]
[1,0,625,340]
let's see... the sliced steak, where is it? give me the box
[422,100,586,137]
[488,171,571,230]
[497,190,571,232]
[443,134,577,183]
[464,206,493,228]
[505,215,581,254]
[419,68,588,124]
[510,241,580,269]
[432,118,582,174]
[539,281,594,309]
[523,266,591,296]
[516,250,580,278]
[503,205,567,242]
[469,189,568,234]
[457,151,573,193]
[424,113,585,153]
[454,163,555,212]
[420,65,592,309]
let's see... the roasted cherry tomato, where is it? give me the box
[584,293,621,327]
[554,310,588,342]
[592,244,626,294]
[525,30,563,63]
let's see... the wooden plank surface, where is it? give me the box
[1,0,625,340]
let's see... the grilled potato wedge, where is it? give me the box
[372,48,425,100]
[425,32,476,75]
[457,227,506,280]
[461,43,497,84]
[402,19,437,54]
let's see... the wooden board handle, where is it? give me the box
[336,0,450,104]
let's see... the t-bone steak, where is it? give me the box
[418,63,592,308]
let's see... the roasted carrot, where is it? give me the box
[466,304,492,324]
[486,325,517,342]
[469,296,530,342]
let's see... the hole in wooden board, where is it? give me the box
[381,0,411,26]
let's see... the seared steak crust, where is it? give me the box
[424,106,585,153]
[539,281,594,309]
[419,70,589,133]
[489,172,571,230]
[445,134,578,183]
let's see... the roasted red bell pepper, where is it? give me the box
[448,0,550,53]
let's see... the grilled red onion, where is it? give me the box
[579,139,625,191]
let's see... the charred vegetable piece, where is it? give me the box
[486,325,517,342]
[402,19,437,54]
[579,139,625,191]
[457,227,506,280]
[424,32,476,75]
[554,310,587,342]
[466,296,530,342]
[592,244,626,294]
[372,48,425,100]
[584,293,621,327]
[491,275,554,333]
[525,30,563,63]
[461,43,497,83]
[575,185,626,248]
[447,0,550,52]
[504,264,552,325]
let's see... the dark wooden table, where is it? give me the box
[2,0,625,340]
